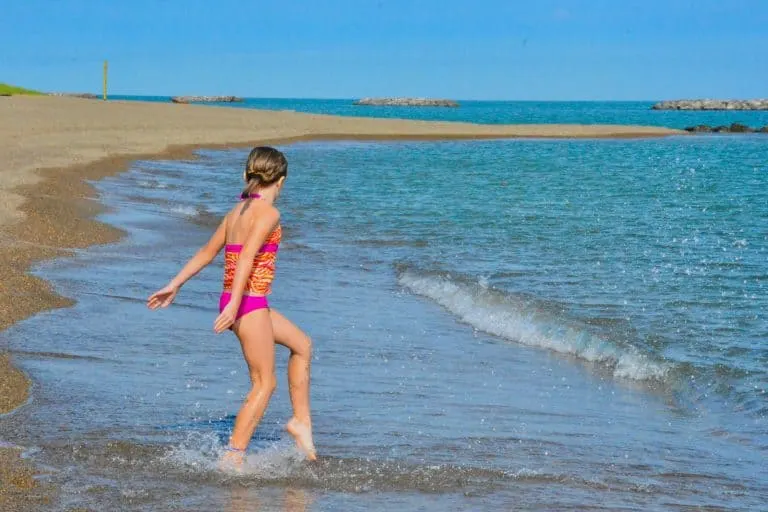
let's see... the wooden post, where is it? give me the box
[103,60,108,100]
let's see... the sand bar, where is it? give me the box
[0,95,681,506]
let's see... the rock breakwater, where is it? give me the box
[652,99,768,110]
[684,123,768,133]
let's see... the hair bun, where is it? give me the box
[241,146,289,197]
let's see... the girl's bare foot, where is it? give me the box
[286,417,317,461]
[218,446,245,472]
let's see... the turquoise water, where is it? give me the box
[110,95,768,129]
[0,104,766,510]
[300,137,768,387]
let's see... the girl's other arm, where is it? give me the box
[147,216,228,310]
[213,207,279,333]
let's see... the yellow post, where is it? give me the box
[103,60,108,100]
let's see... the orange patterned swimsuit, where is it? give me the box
[222,225,281,295]
[219,214,282,319]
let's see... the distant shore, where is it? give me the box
[0,95,681,508]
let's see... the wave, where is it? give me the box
[168,204,222,228]
[169,204,203,217]
[136,179,173,190]
[396,266,673,382]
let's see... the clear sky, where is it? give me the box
[2,0,766,100]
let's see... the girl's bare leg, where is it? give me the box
[270,309,316,460]
[228,309,276,454]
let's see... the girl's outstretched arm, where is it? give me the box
[213,206,280,333]
[147,217,228,310]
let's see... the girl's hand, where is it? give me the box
[213,303,238,333]
[147,284,179,310]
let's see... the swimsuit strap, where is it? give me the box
[239,193,261,201]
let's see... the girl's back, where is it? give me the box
[225,197,270,246]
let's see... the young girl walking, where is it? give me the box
[147,146,316,462]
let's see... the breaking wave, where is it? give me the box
[397,266,673,382]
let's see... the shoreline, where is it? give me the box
[0,96,682,508]
[0,97,683,412]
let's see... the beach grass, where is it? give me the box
[0,82,44,96]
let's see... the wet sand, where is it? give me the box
[0,95,682,508]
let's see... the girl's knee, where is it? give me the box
[292,335,312,358]
[249,372,277,393]
[261,374,278,393]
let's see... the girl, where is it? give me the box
[147,146,316,463]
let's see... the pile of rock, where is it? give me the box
[354,97,459,107]
[652,99,768,110]
[171,96,244,104]
[684,123,768,133]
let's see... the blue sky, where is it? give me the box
[2,0,767,100]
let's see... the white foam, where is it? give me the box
[398,269,671,382]
[170,204,200,217]
[137,179,170,189]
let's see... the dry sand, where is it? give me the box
[0,95,682,507]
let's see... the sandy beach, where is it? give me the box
[0,95,682,508]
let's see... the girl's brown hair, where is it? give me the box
[241,146,288,199]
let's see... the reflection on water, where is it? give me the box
[226,487,314,512]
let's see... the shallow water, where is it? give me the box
[1,136,767,510]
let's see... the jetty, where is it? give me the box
[171,95,244,104]
[354,97,459,107]
[652,99,768,110]
[684,123,768,133]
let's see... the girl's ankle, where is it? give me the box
[290,416,311,426]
